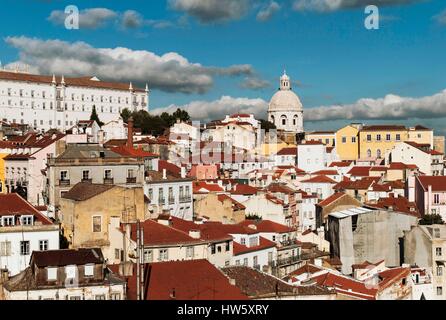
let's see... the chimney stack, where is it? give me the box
[127,117,134,148]
[162,169,167,180]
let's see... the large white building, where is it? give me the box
[0,70,149,132]
[268,71,304,134]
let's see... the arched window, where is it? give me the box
[377,149,382,158]
[270,115,275,124]
[281,115,287,126]
[367,149,372,157]
[293,115,298,126]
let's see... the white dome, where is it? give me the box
[269,89,303,112]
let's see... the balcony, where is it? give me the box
[59,179,70,186]
[126,177,137,184]
[81,178,92,183]
[179,196,192,203]
[158,198,165,206]
[103,178,114,184]
[168,197,175,205]
[276,255,301,266]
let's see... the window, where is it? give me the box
[225,241,230,251]
[70,296,81,300]
[367,134,372,142]
[144,249,153,263]
[376,134,381,141]
[437,266,443,276]
[39,240,49,251]
[434,194,440,204]
[268,252,273,263]
[249,236,258,247]
[367,149,372,158]
[104,169,112,179]
[115,249,120,260]
[396,134,401,141]
[21,215,33,225]
[235,260,240,265]
[241,238,246,245]
[386,134,391,141]
[110,293,121,300]
[436,247,442,256]
[186,246,194,258]
[95,295,106,300]
[60,170,68,181]
[211,244,216,254]
[253,256,258,266]
[2,216,14,226]
[437,286,443,296]
[243,258,248,266]
[281,115,287,126]
[65,265,77,279]
[342,137,347,143]
[47,267,57,281]
[82,170,90,180]
[127,169,134,178]
[0,241,11,256]
[20,241,30,255]
[377,149,382,158]
[92,216,102,232]
[159,249,168,261]
[352,137,356,143]
[84,264,94,277]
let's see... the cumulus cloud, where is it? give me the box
[47,8,117,29]
[256,1,281,22]
[292,0,423,12]
[152,96,269,121]
[240,76,271,90]
[305,90,446,121]
[121,10,175,29]
[5,36,254,94]
[169,0,251,23]
[433,10,446,25]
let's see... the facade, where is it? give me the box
[0,194,59,276]
[145,170,193,221]
[59,183,147,262]
[268,71,304,134]
[46,144,144,216]
[335,124,361,161]
[2,248,126,300]
[414,176,446,220]
[0,70,148,132]
[305,131,336,147]
[404,225,446,300]
[297,141,329,173]
[194,193,245,224]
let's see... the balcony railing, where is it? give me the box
[168,197,175,205]
[59,179,70,186]
[179,196,192,203]
[158,198,165,205]
[126,177,137,184]
[103,178,114,184]
[276,255,301,266]
[81,178,92,183]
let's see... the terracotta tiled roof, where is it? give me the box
[169,217,233,242]
[266,183,296,194]
[312,170,338,176]
[361,125,406,131]
[317,192,346,207]
[193,181,224,194]
[0,70,145,92]
[377,267,411,291]
[417,176,446,192]
[158,160,182,177]
[61,182,114,201]
[352,260,384,270]
[347,166,372,177]
[301,175,336,184]
[31,248,104,267]
[240,220,295,233]
[130,220,204,246]
[265,194,285,205]
[365,195,420,217]
[0,193,53,225]
[345,177,380,190]
[276,147,297,156]
[111,145,158,158]
[329,161,353,167]
[231,184,259,195]
[217,194,246,210]
[233,236,276,255]
[299,140,323,145]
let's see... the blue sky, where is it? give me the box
[1,0,446,132]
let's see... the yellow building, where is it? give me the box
[359,125,434,160]
[335,124,361,160]
[259,141,296,157]
[305,131,336,147]
[0,144,12,193]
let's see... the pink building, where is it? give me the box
[415,176,446,220]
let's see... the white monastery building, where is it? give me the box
[0,70,149,132]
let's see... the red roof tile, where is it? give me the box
[240,220,295,233]
[317,192,347,207]
[233,236,276,255]
[301,175,336,184]
[347,166,372,177]
[329,161,353,167]
[193,181,224,194]
[312,170,338,175]
[0,194,53,225]
[277,147,297,156]
[217,194,246,210]
[231,184,259,195]
[417,176,446,192]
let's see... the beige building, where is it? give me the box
[195,192,246,224]
[305,131,336,147]
[59,182,148,262]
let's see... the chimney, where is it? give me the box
[181,166,186,179]
[314,258,323,267]
[189,230,201,239]
[162,169,167,180]
[0,268,9,284]
[127,117,134,148]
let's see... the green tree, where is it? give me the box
[120,108,132,122]
[259,119,276,131]
[90,105,104,126]
[419,214,444,225]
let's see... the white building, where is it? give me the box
[0,70,149,132]
[389,141,444,176]
[268,71,304,133]
[297,141,327,173]
[145,169,194,221]
[0,194,59,276]
[100,117,128,143]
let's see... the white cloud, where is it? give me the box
[433,10,446,25]
[5,36,254,94]
[169,0,251,23]
[256,1,281,22]
[47,8,117,29]
[292,0,423,12]
[306,90,446,121]
[152,96,269,121]
[240,76,271,90]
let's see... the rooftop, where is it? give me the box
[61,182,115,201]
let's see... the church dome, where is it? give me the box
[269,71,303,112]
